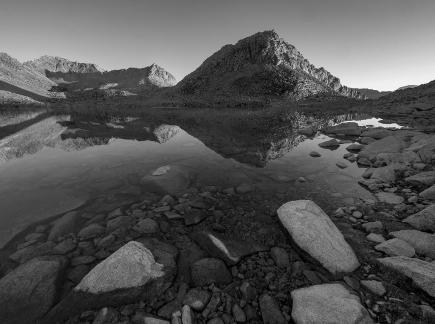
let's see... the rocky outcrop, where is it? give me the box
[290,283,373,324]
[177,30,364,102]
[277,200,360,274]
[24,55,105,74]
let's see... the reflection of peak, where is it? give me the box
[153,124,182,143]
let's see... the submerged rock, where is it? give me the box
[324,122,362,136]
[290,283,373,324]
[190,258,232,286]
[190,231,267,265]
[0,256,67,324]
[375,192,404,204]
[378,256,435,297]
[277,200,360,274]
[48,210,80,240]
[318,139,340,149]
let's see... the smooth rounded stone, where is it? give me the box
[318,139,340,148]
[405,171,435,187]
[96,234,116,248]
[336,161,348,169]
[370,165,398,183]
[182,305,193,324]
[78,224,105,240]
[53,238,77,254]
[259,294,286,324]
[366,233,386,243]
[191,258,232,286]
[375,192,404,204]
[290,283,373,324]
[403,204,435,232]
[391,230,435,258]
[378,256,435,297]
[75,241,165,294]
[9,241,56,264]
[0,256,67,324]
[48,211,80,240]
[134,218,160,234]
[106,216,132,231]
[360,280,386,296]
[93,307,118,324]
[270,247,291,268]
[420,184,435,200]
[190,231,267,265]
[346,143,364,152]
[236,183,253,194]
[361,221,383,233]
[232,304,246,323]
[277,200,360,274]
[183,288,211,311]
[359,135,405,160]
[309,151,321,157]
[375,238,415,257]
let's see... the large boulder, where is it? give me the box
[190,231,267,265]
[378,256,435,297]
[375,238,415,257]
[48,211,80,240]
[391,230,435,258]
[324,122,362,136]
[403,204,435,232]
[420,184,435,200]
[290,283,373,324]
[0,256,67,324]
[277,200,360,274]
[44,241,177,322]
[405,171,435,187]
[358,135,405,161]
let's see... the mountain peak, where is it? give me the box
[24,56,105,74]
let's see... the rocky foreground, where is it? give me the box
[1,122,435,323]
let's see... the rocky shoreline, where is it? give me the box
[1,122,435,323]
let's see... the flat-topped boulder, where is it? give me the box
[391,230,435,258]
[358,135,405,161]
[403,204,435,232]
[190,231,267,265]
[0,256,67,324]
[324,122,362,136]
[378,256,435,297]
[44,240,177,322]
[291,283,373,324]
[277,200,360,274]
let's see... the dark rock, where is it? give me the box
[259,294,286,324]
[48,211,80,240]
[9,241,56,264]
[191,258,232,286]
[183,288,211,311]
[78,224,105,240]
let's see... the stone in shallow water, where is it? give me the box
[336,161,348,169]
[291,283,373,324]
[403,204,435,232]
[78,223,105,240]
[152,165,171,176]
[375,192,404,204]
[358,135,405,161]
[309,151,321,157]
[0,256,67,324]
[277,200,360,274]
[190,258,232,286]
[190,231,267,265]
[375,238,415,257]
[9,241,56,264]
[318,139,340,148]
[378,256,435,297]
[48,210,80,240]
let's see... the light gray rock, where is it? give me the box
[378,256,435,297]
[336,161,348,169]
[375,192,404,204]
[403,204,435,232]
[358,135,405,161]
[0,257,67,324]
[277,200,360,274]
[405,171,435,187]
[291,283,373,324]
[391,230,435,258]
[366,233,386,243]
[48,211,80,240]
[370,165,397,183]
[420,184,435,200]
[360,280,386,296]
[362,221,383,233]
[183,288,211,311]
[375,238,415,257]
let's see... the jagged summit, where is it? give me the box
[24,55,105,75]
[178,30,363,101]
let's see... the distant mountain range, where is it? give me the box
[0,30,431,106]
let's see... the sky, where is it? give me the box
[1,0,434,91]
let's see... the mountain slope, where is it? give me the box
[47,63,176,93]
[176,30,364,103]
[24,55,105,75]
[355,88,391,99]
[0,53,62,101]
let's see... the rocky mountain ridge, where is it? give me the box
[177,30,365,102]
[24,55,105,75]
